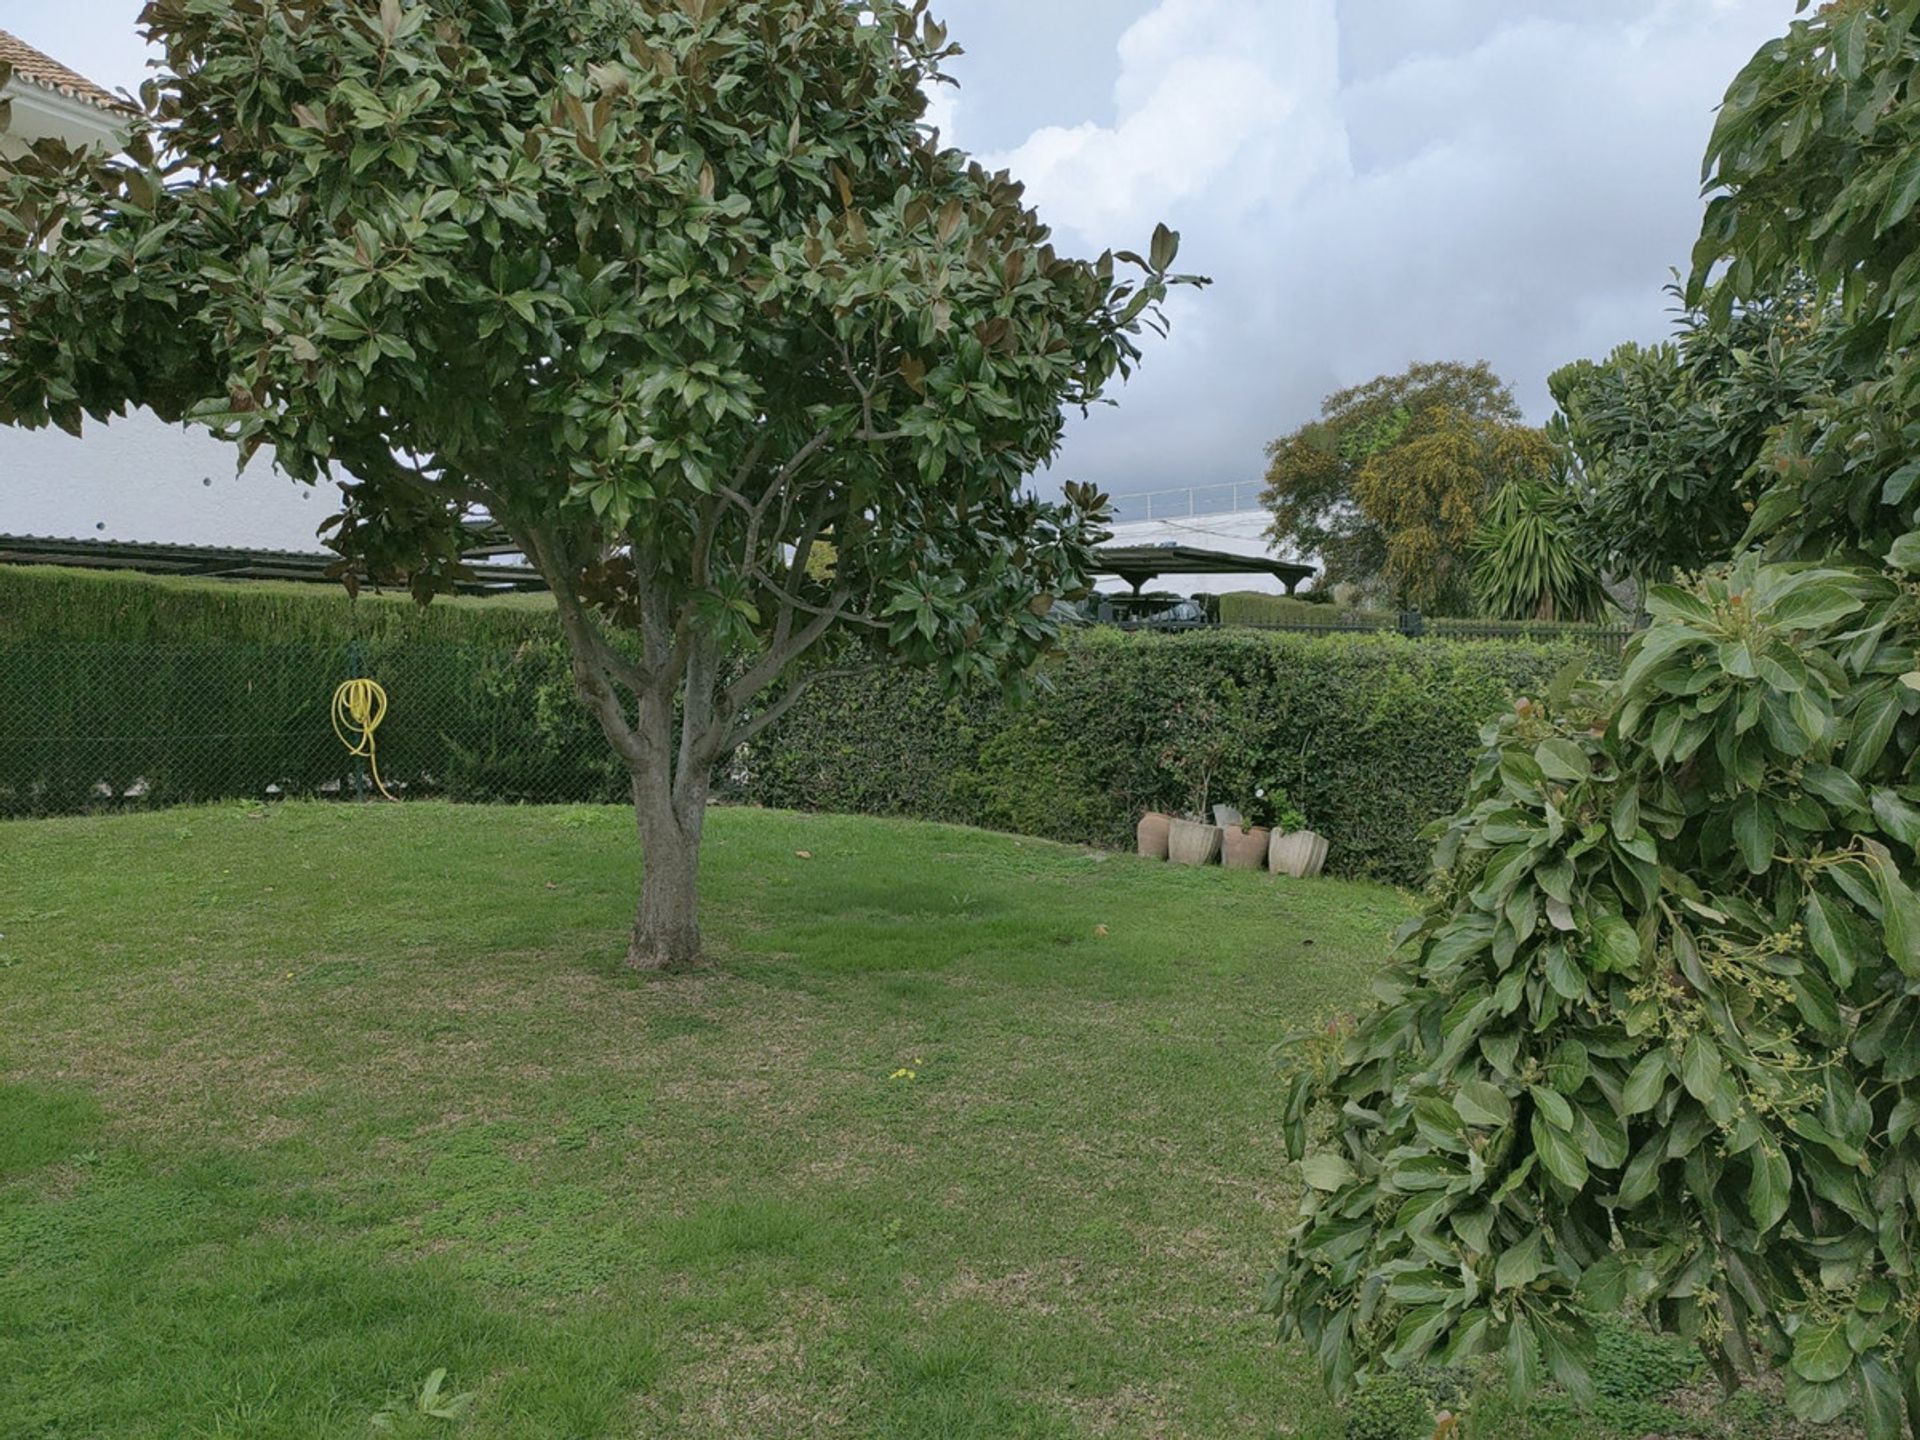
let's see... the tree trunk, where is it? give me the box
[627,764,709,971]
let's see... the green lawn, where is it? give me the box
[2,803,1401,1439]
[0,805,1836,1438]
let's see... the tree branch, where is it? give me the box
[724,660,890,752]
[723,583,854,714]
[516,522,650,766]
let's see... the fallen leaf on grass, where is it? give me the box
[795,850,813,859]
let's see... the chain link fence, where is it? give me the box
[1,617,1639,821]
[0,640,628,819]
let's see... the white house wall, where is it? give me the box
[1,71,326,550]
[0,411,334,552]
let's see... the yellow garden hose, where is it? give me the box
[331,677,397,801]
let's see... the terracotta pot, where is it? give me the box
[1136,810,1172,860]
[1167,817,1223,867]
[1221,825,1271,870]
[1269,829,1329,879]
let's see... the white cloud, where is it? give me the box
[921,76,963,147]
[985,0,1344,238]
[972,0,1793,504]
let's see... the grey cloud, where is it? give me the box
[972,0,1794,504]
[9,0,1796,511]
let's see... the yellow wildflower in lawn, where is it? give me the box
[889,1068,916,1081]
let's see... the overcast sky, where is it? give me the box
[9,0,1794,509]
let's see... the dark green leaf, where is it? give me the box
[1790,1316,1853,1385]
[1747,1143,1790,1233]
[1682,1035,1723,1104]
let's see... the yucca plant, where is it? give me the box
[1470,478,1610,623]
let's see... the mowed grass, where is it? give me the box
[0,803,1405,1439]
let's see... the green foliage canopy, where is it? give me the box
[1549,286,1847,585]
[1470,476,1610,624]
[1352,412,1555,615]
[0,0,1201,966]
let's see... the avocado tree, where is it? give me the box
[1548,282,1847,587]
[0,0,1201,968]
[1267,5,1920,1433]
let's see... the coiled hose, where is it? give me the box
[330,678,396,801]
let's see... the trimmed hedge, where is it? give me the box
[736,628,1599,884]
[0,564,560,647]
[0,636,627,817]
[0,568,623,816]
[1217,590,1346,626]
[4,569,1592,879]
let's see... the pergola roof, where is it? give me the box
[1093,543,1315,593]
[0,534,548,595]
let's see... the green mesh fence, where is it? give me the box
[0,640,627,819]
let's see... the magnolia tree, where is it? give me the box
[1267,5,1920,1434]
[0,0,1201,968]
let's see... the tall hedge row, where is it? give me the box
[0,568,620,816]
[4,570,1591,878]
[0,564,561,646]
[737,628,1599,884]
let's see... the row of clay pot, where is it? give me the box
[1134,812,1330,878]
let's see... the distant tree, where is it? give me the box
[1351,409,1554,615]
[1260,361,1528,611]
[0,0,1202,969]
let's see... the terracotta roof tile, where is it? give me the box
[0,28,133,115]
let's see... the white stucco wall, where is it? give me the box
[1,76,124,158]
[0,412,334,552]
[2,77,329,552]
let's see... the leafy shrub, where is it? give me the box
[1268,557,1920,1426]
[0,569,641,815]
[0,572,624,815]
[2,569,1588,869]
[1522,1321,1708,1437]
[1344,1365,1465,1440]
[440,640,626,805]
[1270,8,1920,1432]
[737,628,1596,883]
[0,564,559,647]
[1219,591,1361,626]
[0,637,627,816]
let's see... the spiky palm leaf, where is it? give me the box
[1471,480,1610,622]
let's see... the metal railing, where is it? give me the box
[1107,482,1266,523]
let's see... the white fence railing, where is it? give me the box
[1108,482,1264,523]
